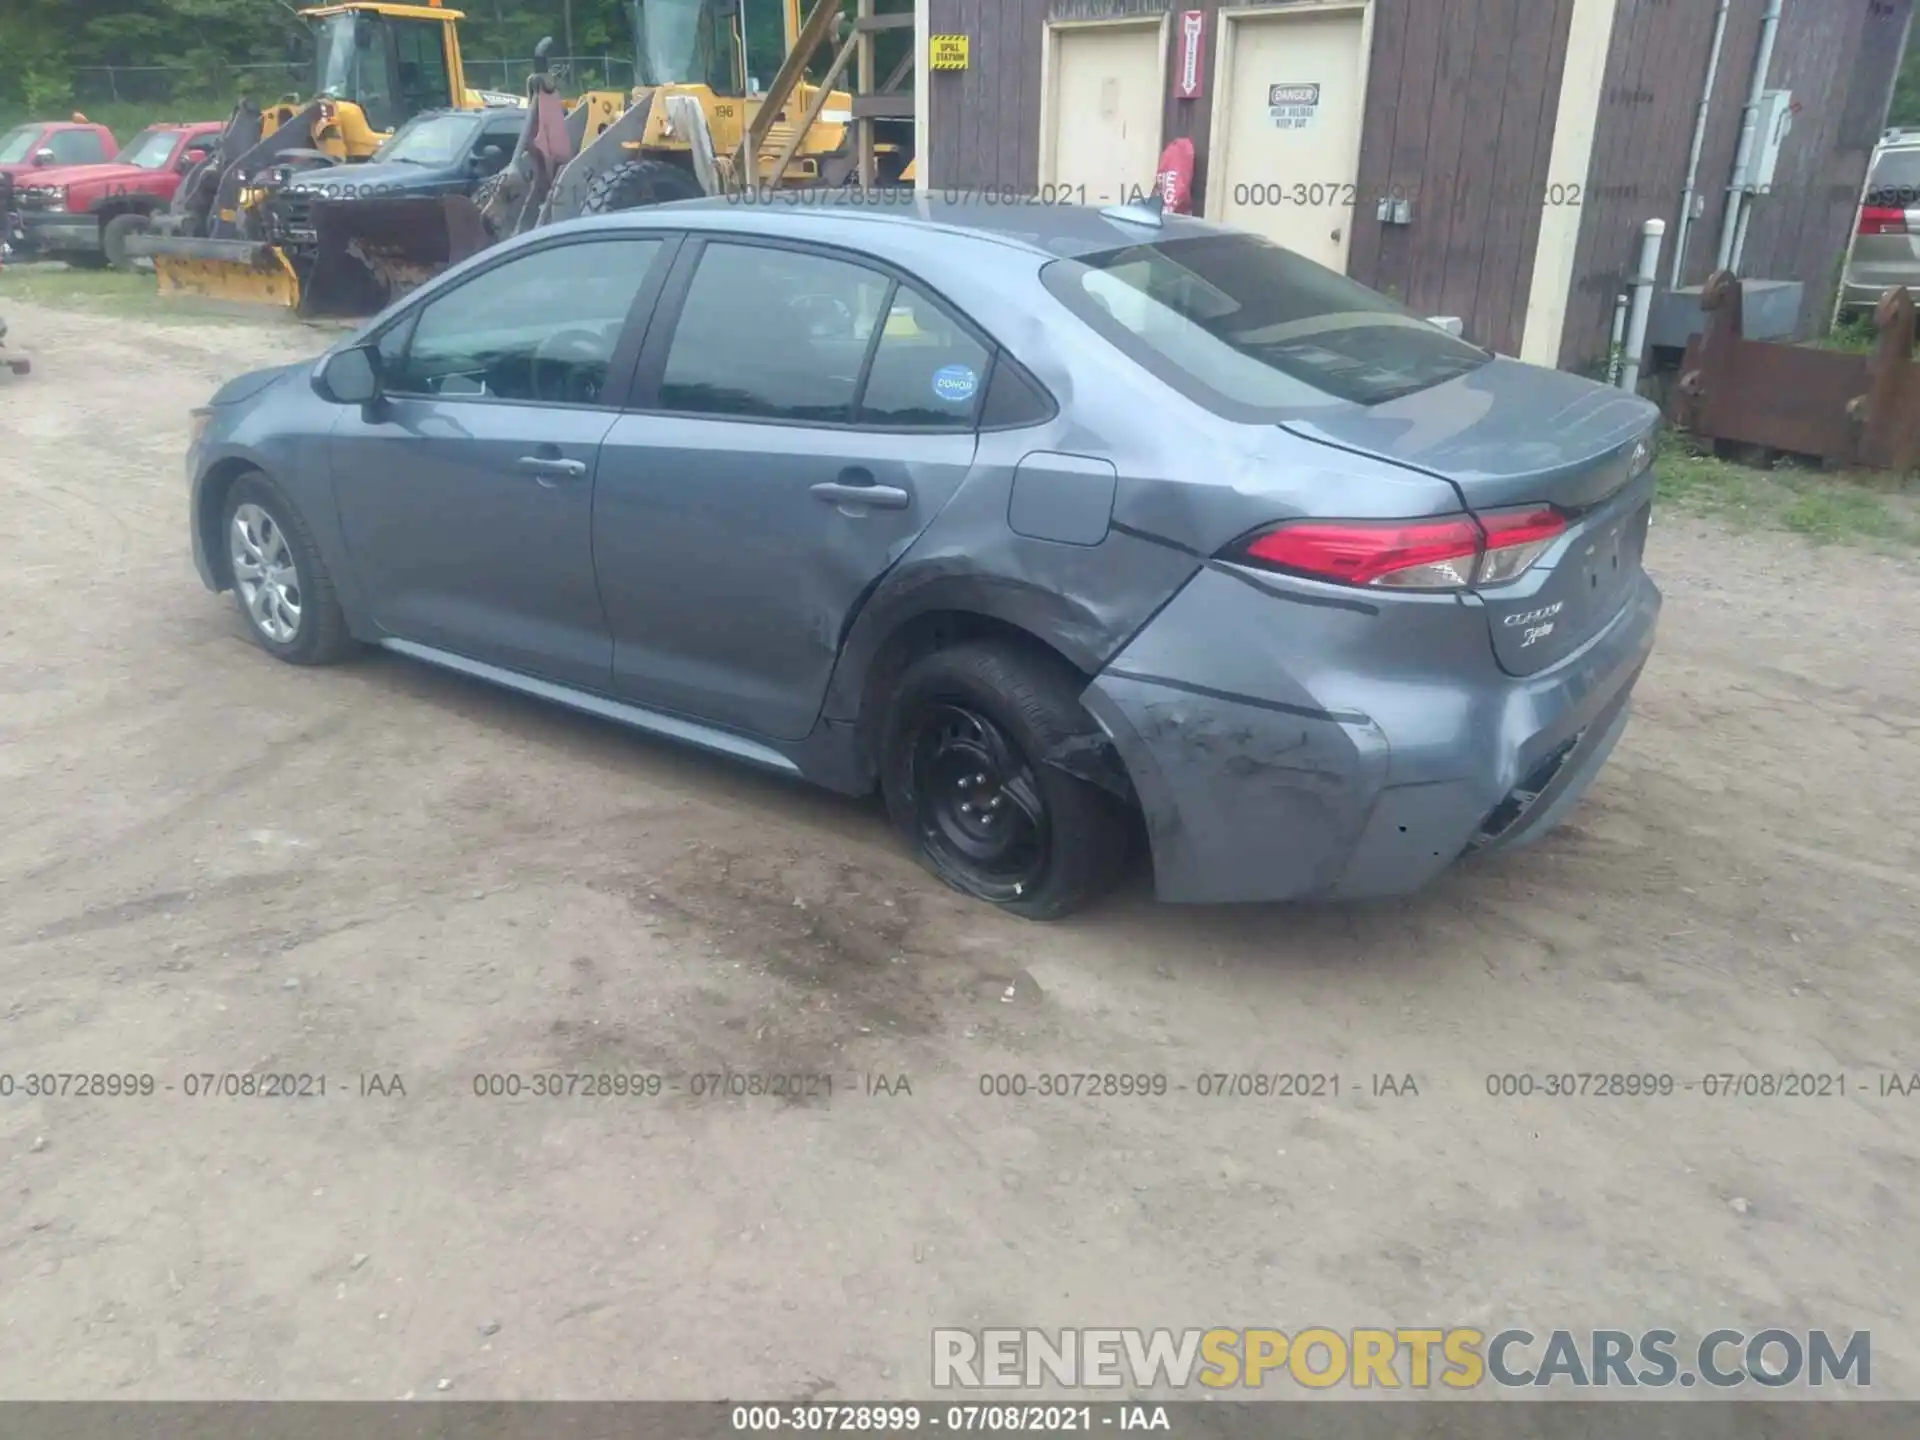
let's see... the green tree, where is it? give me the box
[1892,25,1920,128]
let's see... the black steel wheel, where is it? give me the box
[909,702,1051,904]
[880,642,1133,921]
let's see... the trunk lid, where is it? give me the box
[1283,358,1658,676]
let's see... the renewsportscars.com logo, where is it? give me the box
[931,1328,1871,1391]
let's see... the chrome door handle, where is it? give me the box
[810,480,911,510]
[517,456,587,481]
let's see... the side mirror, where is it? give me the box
[179,150,208,173]
[314,344,381,406]
[32,148,56,167]
[1427,316,1465,338]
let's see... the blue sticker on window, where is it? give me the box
[932,364,978,404]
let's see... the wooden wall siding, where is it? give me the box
[1559,0,1727,371]
[926,0,1052,192]
[1346,0,1574,356]
[1672,0,1769,286]
[1738,0,1912,333]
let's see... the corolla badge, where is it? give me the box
[1503,602,1564,628]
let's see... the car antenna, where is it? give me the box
[1100,190,1165,227]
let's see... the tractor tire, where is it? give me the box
[102,213,151,272]
[578,158,705,216]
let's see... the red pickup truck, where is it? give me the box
[1,117,119,259]
[11,122,223,270]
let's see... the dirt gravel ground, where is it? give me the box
[1,299,1918,1401]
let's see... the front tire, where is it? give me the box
[879,643,1132,921]
[222,473,355,666]
[102,212,150,271]
[578,158,705,215]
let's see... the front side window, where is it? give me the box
[1041,231,1492,413]
[0,125,44,164]
[658,241,991,428]
[48,129,107,164]
[313,13,400,133]
[117,129,180,170]
[384,237,663,405]
[392,19,453,122]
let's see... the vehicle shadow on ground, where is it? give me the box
[337,644,1613,988]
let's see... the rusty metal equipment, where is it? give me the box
[1671,271,1920,471]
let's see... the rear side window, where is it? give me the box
[857,292,991,428]
[656,240,991,430]
[1866,149,1920,208]
[1040,231,1491,414]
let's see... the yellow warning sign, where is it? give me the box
[930,34,970,70]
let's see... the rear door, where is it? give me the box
[328,232,676,690]
[594,236,987,740]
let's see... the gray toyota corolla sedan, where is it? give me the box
[186,196,1661,920]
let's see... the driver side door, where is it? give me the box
[329,233,676,691]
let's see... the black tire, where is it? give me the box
[61,248,110,271]
[879,642,1132,921]
[101,212,150,271]
[578,158,705,215]
[221,473,356,666]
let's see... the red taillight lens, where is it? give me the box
[1859,205,1908,235]
[1231,507,1567,591]
[1241,517,1481,589]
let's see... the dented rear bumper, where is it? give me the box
[1079,564,1662,905]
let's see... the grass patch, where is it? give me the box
[0,263,301,326]
[1809,313,1880,354]
[1656,430,1920,550]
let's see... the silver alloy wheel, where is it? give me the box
[230,502,302,644]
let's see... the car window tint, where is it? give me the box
[393,18,453,120]
[386,237,661,405]
[856,285,991,428]
[1042,232,1492,413]
[659,242,890,424]
[49,129,106,163]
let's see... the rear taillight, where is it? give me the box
[1228,507,1567,592]
[1859,205,1909,235]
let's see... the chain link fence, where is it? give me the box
[69,56,636,110]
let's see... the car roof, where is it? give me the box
[615,193,1232,259]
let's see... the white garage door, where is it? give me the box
[1046,23,1165,207]
[1214,9,1367,270]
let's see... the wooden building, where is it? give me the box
[911,0,1914,371]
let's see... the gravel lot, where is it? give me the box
[2,299,1918,1400]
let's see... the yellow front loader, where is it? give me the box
[129,0,520,306]
[297,0,918,320]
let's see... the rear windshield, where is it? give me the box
[1039,231,1492,414]
[1866,148,1920,208]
